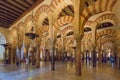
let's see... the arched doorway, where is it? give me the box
[0,33,6,63]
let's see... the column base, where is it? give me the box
[36,63,40,68]
[76,63,81,76]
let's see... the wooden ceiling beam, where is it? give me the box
[27,0,34,4]
[0,16,14,22]
[0,10,18,19]
[9,0,44,28]
[0,19,11,25]
[0,24,9,28]
[0,5,20,16]
[22,0,32,6]
[0,2,23,14]
[1,0,25,12]
[11,0,28,9]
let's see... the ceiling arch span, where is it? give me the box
[54,16,73,31]
[0,27,13,45]
[17,22,27,36]
[50,0,73,19]
[96,29,116,40]
[85,13,118,29]
[81,0,117,29]
[66,30,74,37]
[37,25,49,34]
[24,15,33,26]
[64,36,74,45]
[16,22,26,49]
[35,5,50,30]
[101,38,114,45]
[103,42,114,51]
[83,33,92,40]
[10,27,18,47]
[62,26,73,34]
[35,5,50,22]
[95,13,118,27]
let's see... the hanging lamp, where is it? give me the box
[25,9,39,40]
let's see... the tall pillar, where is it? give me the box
[36,45,40,68]
[49,14,56,71]
[61,34,65,62]
[114,43,118,66]
[117,44,120,70]
[98,41,102,63]
[8,46,13,64]
[4,46,9,64]
[113,26,119,69]
[10,46,16,64]
[32,46,37,65]
[31,49,34,65]
[3,44,13,64]
[73,0,84,76]
[91,22,97,67]
[44,38,47,63]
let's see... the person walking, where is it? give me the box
[25,57,29,70]
[16,58,19,67]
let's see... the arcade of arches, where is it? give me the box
[0,0,120,77]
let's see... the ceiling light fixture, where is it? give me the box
[25,10,39,40]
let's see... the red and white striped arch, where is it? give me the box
[62,26,73,34]
[103,42,114,51]
[96,13,117,26]
[37,25,49,34]
[64,36,74,44]
[81,0,117,27]
[54,16,73,31]
[34,5,50,34]
[17,22,26,41]
[24,15,33,33]
[85,13,118,28]
[83,33,92,40]
[96,29,116,40]
[35,5,49,22]
[24,15,32,26]
[17,22,26,32]
[101,38,114,45]
[50,0,73,18]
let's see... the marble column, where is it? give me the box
[73,0,84,75]
[8,47,11,64]
[10,46,16,64]
[61,34,65,62]
[36,45,40,68]
[98,41,102,63]
[4,46,9,64]
[113,27,120,69]
[49,14,56,71]
[114,43,118,66]
[91,22,97,67]
[116,44,120,70]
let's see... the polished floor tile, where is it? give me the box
[0,62,120,80]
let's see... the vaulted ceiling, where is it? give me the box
[0,0,44,28]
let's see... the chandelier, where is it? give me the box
[0,43,11,47]
[25,10,39,40]
[25,26,39,40]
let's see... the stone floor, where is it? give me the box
[0,61,120,80]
